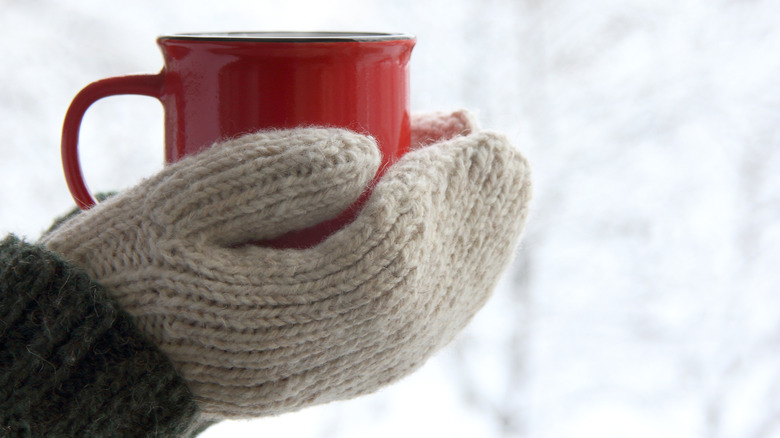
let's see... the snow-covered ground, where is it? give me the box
[2,0,780,436]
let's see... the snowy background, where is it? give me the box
[2,0,780,437]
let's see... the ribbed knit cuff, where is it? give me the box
[0,235,202,437]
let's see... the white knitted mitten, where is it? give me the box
[43,111,532,419]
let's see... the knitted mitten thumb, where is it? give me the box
[42,111,532,420]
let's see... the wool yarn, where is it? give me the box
[42,112,532,419]
[0,236,201,437]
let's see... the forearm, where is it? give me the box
[0,235,206,437]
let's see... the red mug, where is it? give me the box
[61,31,416,248]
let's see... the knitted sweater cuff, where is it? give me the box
[0,235,202,437]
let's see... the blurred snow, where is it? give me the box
[2,0,780,437]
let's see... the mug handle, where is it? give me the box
[61,73,164,210]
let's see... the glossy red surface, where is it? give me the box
[61,74,164,210]
[61,33,415,248]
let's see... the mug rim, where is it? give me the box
[159,31,415,42]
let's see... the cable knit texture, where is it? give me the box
[42,111,533,419]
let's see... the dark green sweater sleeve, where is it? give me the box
[0,235,204,437]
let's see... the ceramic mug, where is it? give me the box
[61,31,416,248]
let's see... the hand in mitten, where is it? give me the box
[42,110,532,420]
